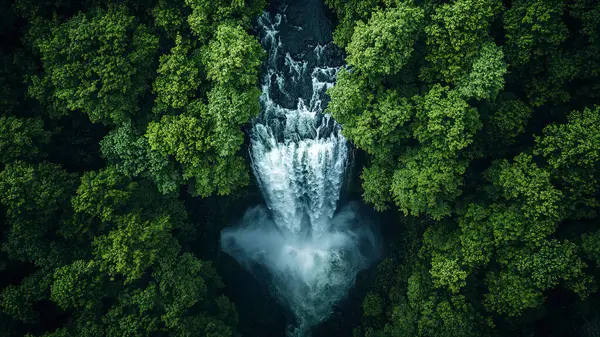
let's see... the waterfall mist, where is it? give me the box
[221,8,381,336]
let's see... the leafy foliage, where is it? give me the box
[535,107,600,217]
[424,0,502,84]
[346,5,424,76]
[202,23,265,88]
[325,0,600,335]
[185,0,265,40]
[0,161,78,266]
[503,0,568,66]
[0,116,50,163]
[0,0,268,335]
[153,35,203,114]
[1,0,599,335]
[30,5,159,124]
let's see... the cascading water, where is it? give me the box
[221,4,381,336]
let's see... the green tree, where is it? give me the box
[45,168,237,337]
[485,240,591,316]
[0,161,77,266]
[324,0,381,47]
[326,68,379,155]
[144,21,263,197]
[1,270,53,324]
[534,107,600,218]
[93,213,177,283]
[50,260,104,311]
[385,86,480,219]
[486,96,533,146]
[424,0,502,85]
[206,85,261,155]
[202,23,265,89]
[0,1,267,336]
[153,35,202,114]
[503,0,573,107]
[325,0,600,335]
[100,122,181,194]
[412,85,480,153]
[152,0,186,39]
[346,5,424,76]
[391,147,467,220]
[145,105,250,197]
[582,230,600,265]
[457,42,507,100]
[185,0,265,41]
[0,116,50,163]
[503,0,567,66]
[485,153,563,247]
[29,5,158,124]
[71,167,136,223]
[360,161,393,211]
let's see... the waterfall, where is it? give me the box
[221,10,381,336]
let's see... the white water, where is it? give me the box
[221,11,380,336]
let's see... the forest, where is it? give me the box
[0,0,599,336]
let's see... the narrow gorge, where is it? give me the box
[221,1,381,335]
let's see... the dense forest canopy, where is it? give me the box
[325,0,600,335]
[0,0,265,336]
[0,0,598,336]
